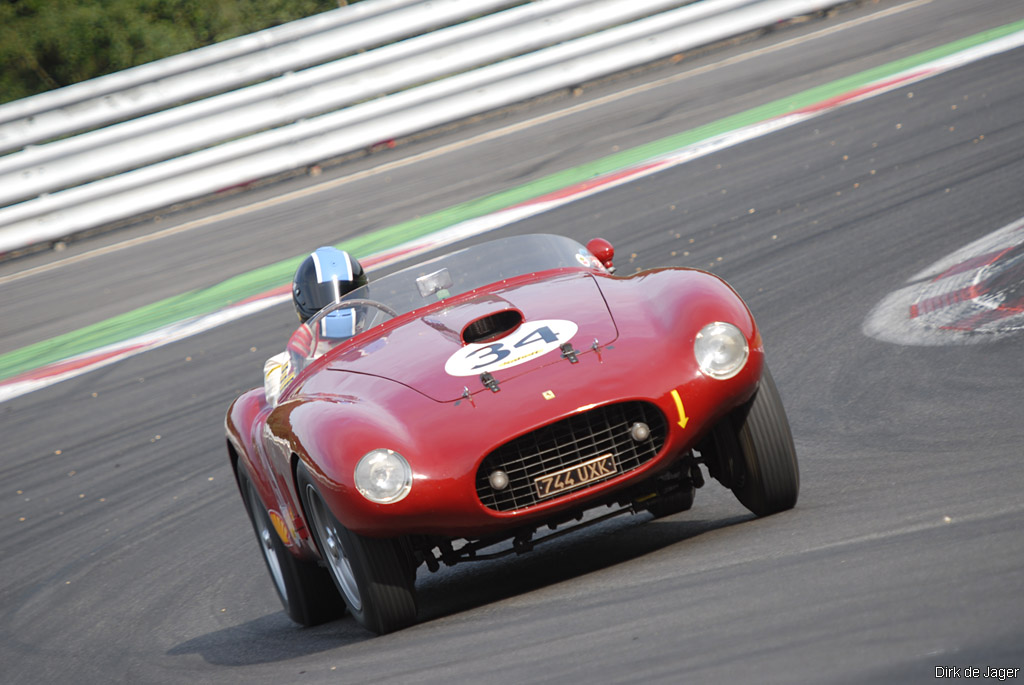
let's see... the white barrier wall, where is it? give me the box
[0,0,847,255]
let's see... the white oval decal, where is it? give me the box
[445,319,579,377]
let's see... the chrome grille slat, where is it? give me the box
[476,401,667,512]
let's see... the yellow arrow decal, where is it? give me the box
[670,389,689,429]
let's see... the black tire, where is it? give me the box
[297,464,418,635]
[709,366,799,517]
[237,467,346,626]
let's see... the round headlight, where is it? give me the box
[694,322,749,380]
[354,449,412,504]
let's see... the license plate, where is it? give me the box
[534,453,618,499]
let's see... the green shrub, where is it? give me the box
[0,0,347,104]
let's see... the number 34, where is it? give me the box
[444,319,579,377]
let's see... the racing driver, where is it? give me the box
[263,246,367,404]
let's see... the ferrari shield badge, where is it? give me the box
[444,319,578,377]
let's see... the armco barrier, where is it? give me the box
[0,0,507,150]
[0,0,847,256]
[0,0,673,205]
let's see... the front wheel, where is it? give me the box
[237,467,346,626]
[297,464,417,635]
[707,366,799,517]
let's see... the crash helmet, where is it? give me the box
[292,246,367,323]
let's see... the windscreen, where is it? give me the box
[342,233,603,317]
[285,233,607,385]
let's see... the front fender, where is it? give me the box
[267,376,435,539]
[597,268,759,345]
[595,268,764,435]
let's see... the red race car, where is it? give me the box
[225,233,798,634]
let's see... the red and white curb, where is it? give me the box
[4,27,1024,403]
[0,295,292,403]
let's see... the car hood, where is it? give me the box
[324,271,619,402]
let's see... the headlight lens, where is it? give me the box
[354,449,412,504]
[694,322,749,380]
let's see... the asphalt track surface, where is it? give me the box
[2,1,1023,683]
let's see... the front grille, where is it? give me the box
[476,401,667,512]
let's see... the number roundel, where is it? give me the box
[444,319,579,377]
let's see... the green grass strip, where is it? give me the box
[3,18,1023,382]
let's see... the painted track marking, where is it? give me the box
[0,0,934,288]
[3,17,1024,401]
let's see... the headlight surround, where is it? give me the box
[694,322,749,380]
[354,449,412,504]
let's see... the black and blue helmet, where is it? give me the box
[291,247,367,323]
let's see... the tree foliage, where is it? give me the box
[0,0,347,104]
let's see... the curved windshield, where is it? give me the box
[290,233,606,376]
[348,233,602,316]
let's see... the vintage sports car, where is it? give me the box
[225,233,799,634]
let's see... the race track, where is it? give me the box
[2,1,1023,683]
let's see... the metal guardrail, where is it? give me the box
[0,0,486,149]
[0,0,846,256]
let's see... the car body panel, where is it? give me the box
[319,271,619,402]
[226,235,764,561]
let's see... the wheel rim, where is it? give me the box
[247,483,288,601]
[305,484,362,611]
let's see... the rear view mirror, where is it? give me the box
[586,238,615,272]
[416,268,454,299]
